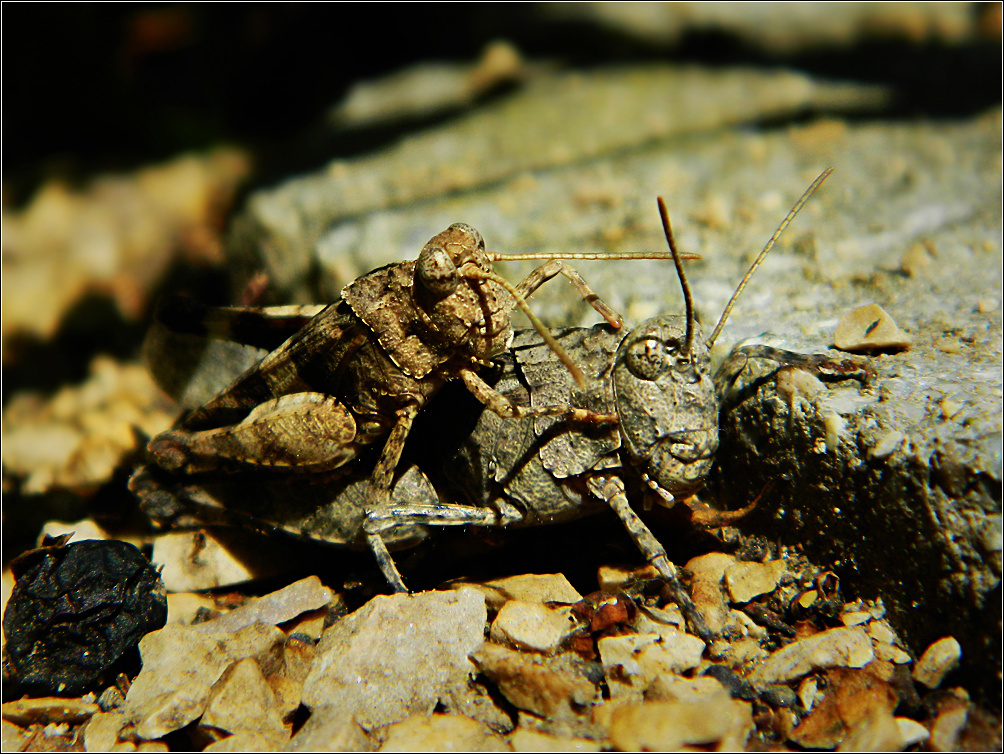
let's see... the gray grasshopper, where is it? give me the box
[137,221,697,591]
[134,169,866,638]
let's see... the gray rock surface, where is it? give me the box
[226,62,1001,694]
[229,65,886,301]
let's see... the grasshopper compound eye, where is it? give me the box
[416,244,462,300]
[624,337,671,381]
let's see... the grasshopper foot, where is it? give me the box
[366,532,409,593]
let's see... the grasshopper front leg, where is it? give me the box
[714,344,871,403]
[460,368,618,425]
[587,475,713,642]
[514,259,625,330]
[149,392,361,473]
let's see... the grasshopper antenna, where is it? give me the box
[657,196,694,357]
[490,251,701,262]
[481,248,702,389]
[705,167,833,349]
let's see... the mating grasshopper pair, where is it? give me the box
[134,169,862,638]
[134,206,700,590]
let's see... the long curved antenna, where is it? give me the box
[657,196,694,357]
[705,167,833,349]
[490,251,701,262]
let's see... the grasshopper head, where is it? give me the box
[415,223,490,301]
[612,314,718,501]
[415,223,514,360]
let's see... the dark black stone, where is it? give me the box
[703,664,757,700]
[760,684,799,709]
[3,538,166,697]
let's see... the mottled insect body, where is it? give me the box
[134,169,866,640]
[138,221,697,590]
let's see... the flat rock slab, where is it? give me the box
[298,588,487,733]
[224,61,1001,694]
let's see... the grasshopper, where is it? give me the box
[134,170,866,639]
[137,222,697,591]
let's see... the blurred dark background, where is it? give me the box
[4,3,1000,205]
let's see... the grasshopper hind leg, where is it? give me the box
[589,475,713,642]
[362,467,520,593]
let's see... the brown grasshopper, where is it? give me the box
[138,222,697,590]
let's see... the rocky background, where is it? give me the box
[2,4,1001,751]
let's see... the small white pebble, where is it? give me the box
[833,303,911,352]
[913,636,962,689]
[895,717,930,748]
[870,430,904,459]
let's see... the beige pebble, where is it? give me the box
[470,643,598,719]
[977,296,999,313]
[598,631,705,701]
[724,560,788,604]
[39,518,109,545]
[934,336,965,355]
[748,626,874,686]
[930,703,968,751]
[776,367,826,406]
[833,303,911,352]
[596,563,658,592]
[490,601,579,653]
[151,531,261,592]
[124,622,286,741]
[900,241,934,276]
[165,592,218,626]
[193,575,334,634]
[646,675,726,703]
[874,643,913,664]
[870,429,904,459]
[896,717,931,749]
[379,713,508,752]
[913,636,962,689]
[607,692,753,751]
[447,573,582,610]
[200,658,287,745]
[509,728,601,752]
[685,552,737,582]
[839,609,872,626]
[83,711,130,752]
[709,636,768,665]
[866,620,897,645]
[1,697,100,726]
[684,553,736,635]
[300,589,487,731]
